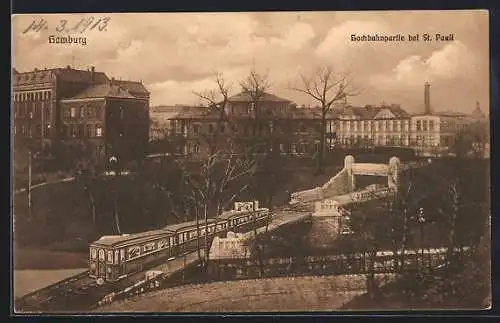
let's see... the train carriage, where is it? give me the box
[165,218,225,255]
[89,229,175,283]
[218,206,270,233]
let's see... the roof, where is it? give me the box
[114,80,150,95]
[228,91,290,103]
[68,83,136,100]
[171,106,219,120]
[13,67,111,87]
[433,111,469,117]
[92,229,174,248]
[338,105,410,119]
[164,218,220,232]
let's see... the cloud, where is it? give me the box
[315,20,391,59]
[11,12,488,113]
[371,41,477,88]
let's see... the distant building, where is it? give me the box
[326,104,411,149]
[168,90,322,159]
[149,105,195,141]
[12,66,150,165]
[324,83,485,157]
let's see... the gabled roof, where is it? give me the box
[228,91,290,103]
[67,83,136,100]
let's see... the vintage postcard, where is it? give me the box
[11,10,490,313]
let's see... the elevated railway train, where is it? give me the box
[89,201,270,283]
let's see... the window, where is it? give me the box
[143,242,155,253]
[28,125,32,138]
[98,249,105,261]
[96,106,102,118]
[86,124,93,137]
[193,124,199,134]
[70,107,76,118]
[47,92,51,100]
[80,106,85,118]
[70,124,77,137]
[120,249,125,262]
[45,106,51,120]
[96,124,103,137]
[91,249,97,260]
[158,239,168,249]
[114,250,119,264]
[423,120,428,131]
[269,121,274,133]
[35,124,41,136]
[107,250,113,263]
[429,120,435,131]
[77,124,84,137]
[44,124,50,137]
[416,120,422,131]
[193,143,200,155]
[128,246,140,259]
[86,107,92,118]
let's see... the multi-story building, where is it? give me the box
[169,90,322,159]
[12,66,150,165]
[327,104,411,149]
[325,83,484,157]
[149,105,193,141]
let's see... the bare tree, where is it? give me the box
[240,67,271,151]
[193,72,233,156]
[290,66,359,174]
[177,147,257,269]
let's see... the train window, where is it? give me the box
[128,246,140,259]
[143,242,155,253]
[158,239,168,249]
[91,248,97,260]
[98,249,105,261]
[120,249,125,262]
[114,250,119,264]
[169,237,174,246]
[178,233,184,244]
[107,250,113,264]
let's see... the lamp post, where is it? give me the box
[417,207,426,268]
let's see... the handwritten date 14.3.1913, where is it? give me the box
[22,17,110,34]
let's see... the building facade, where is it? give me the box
[12,66,150,165]
[327,104,411,149]
[168,91,322,159]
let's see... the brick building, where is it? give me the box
[12,66,149,165]
[169,91,323,159]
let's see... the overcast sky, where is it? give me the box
[12,10,489,114]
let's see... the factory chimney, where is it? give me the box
[424,82,431,114]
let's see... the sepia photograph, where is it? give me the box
[11,10,490,313]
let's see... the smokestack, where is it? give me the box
[90,66,95,83]
[424,82,431,114]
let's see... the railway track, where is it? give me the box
[15,270,95,311]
